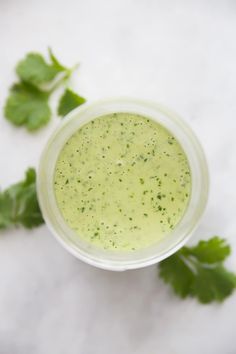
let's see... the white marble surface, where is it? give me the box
[0,0,236,353]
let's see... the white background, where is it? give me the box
[0,0,236,353]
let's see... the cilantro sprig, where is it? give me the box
[159,237,236,303]
[0,168,44,229]
[4,49,84,131]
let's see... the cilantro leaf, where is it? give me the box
[58,88,86,117]
[4,82,51,131]
[159,237,236,304]
[183,236,231,264]
[4,48,83,131]
[193,266,236,303]
[48,48,67,72]
[16,52,66,86]
[0,192,13,229]
[0,168,44,229]
[159,253,195,298]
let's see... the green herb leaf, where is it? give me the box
[159,253,195,298]
[159,237,236,304]
[183,236,231,264]
[48,48,67,72]
[4,82,51,131]
[58,88,86,117]
[0,192,13,229]
[0,168,44,229]
[192,265,236,303]
[16,52,67,86]
[4,49,82,131]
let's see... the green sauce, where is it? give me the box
[54,113,191,251]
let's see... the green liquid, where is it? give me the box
[54,113,191,251]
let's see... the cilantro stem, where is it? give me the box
[47,73,69,95]
[68,62,80,76]
[159,237,236,304]
[47,63,80,95]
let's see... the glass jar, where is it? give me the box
[37,98,209,271]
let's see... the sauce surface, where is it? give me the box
[54,113,191,251]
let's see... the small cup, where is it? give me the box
[37,98,209,271]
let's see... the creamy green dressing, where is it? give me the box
[54,113,191,251]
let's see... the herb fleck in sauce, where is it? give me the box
[54,113,191,251]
